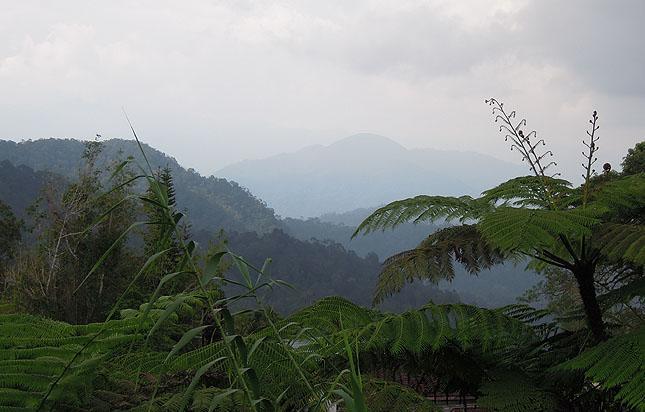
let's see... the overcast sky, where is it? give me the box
[1,0,643,181]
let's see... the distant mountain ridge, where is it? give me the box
[0,138,280,234]
[0,160,62,218]
[217,133,526,217]
[0,137,537,310]
[0,138,463,312]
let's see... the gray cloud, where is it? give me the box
[0,1,642,180]
[517,0,645,96]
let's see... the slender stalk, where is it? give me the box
[582,111,600,207]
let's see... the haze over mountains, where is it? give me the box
[218,133,526,217]
[0,137,538,309]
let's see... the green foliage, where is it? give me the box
[597,223,645,266]
[0,199,21,273]
[478,207,598,252]
[482,175,573,208]
[7,140,141,323]
[586,173,645,222]
[363,379,440,411]
[0,313,143,411]
[374,225,504,304]
[287,296,533,355]
[622,141,645,175]
[560,327,645,411]
[478,370,558,412]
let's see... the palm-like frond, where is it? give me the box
[373,225,505,304]
[587,173,645,220]
[353,195,489,236]
[559,327,645,411]
[596,223,645,266]
[478,370,558,412]
[288,297,533,355]
[0,314,143,411]
[479,207,599,252]
[482,176,573,208]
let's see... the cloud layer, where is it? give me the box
[1,0,643,180]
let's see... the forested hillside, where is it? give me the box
[194,229,460,313]
[0,160,61,217]
[0,139,280,233]
[0,139,459,314]
[0,143,533,309]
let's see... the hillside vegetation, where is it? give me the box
[0,102,643,411]
[0,138,280,234]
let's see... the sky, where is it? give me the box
[1,0,643,181]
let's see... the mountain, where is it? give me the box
[0,139,280,234]
[0,138,461,312]
[0,160,62,218]
[0,138,534,310]
[217,133,526,217]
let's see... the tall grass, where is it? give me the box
[36,122,367,411]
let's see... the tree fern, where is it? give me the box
[478,370,558,412]
[353,195,488,235]
[355,100,644,345]
[373,225,504,304]
[0,314,143,411]
[482,175,573,208]
[559,327,645,411]
[596,223,645,266]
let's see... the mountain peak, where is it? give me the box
[329,133,406,151]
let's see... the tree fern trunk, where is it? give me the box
[574,267,608,343]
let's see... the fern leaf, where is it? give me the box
[559,327,645,411]
[479,207,599,252]
[373,225,504,304]
[478,370,558,412]
[596,223,645,266]
[482,176,573,208]
[353,195,488,236]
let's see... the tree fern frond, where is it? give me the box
[478,370,558,412]
[559,327,645,411]
[287,297,534,356]
[588,173,645,219]
[597,277,645,309]
[482,176,573,208]
[596,223,645,266]
[353,195,488,236]
[479,207,599,252]
[373,225,505,304]
[0,314,141,411]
